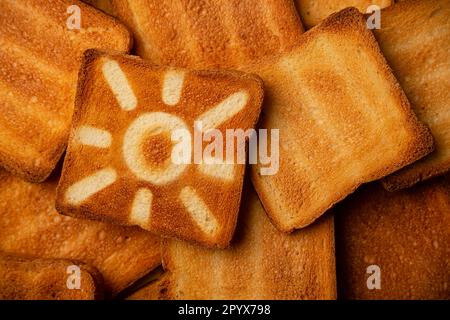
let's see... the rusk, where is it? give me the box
[375,0,450,190]
[0,254,102,300]
[111,0,304,69]
[335,178,450,299]
[247,8,434,231]
[0,169,161,296]
[56,50,264,248]
[294,0,392,28]
[158,183,336,300]
[0,0,131,182]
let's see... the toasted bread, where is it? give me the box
[158,183,336,300]
[335,178,450,299]
[294,0,393,28]
[374,0,450,191]
[247,8,434,232]
[0,169,161,296]
[0,253,102,300]
[111,0,304,69]
[56,50,264,248]
[0,0,131,182]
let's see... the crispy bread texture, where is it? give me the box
[375,0,450,190]
[0,254,102,300]
[335,178,450,299]
[111,0,304,68]
[294,0,393,28]
[159,184,336,300]
[56,50,264,248]
[0,170,161,296]
[247,8,434,232]
[0,0,131,182]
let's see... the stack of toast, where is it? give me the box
[0,0,448,300]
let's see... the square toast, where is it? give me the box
[335,178,450,299]
[374,0,450,190]
[159,183,336,299]
[0,169,161,296]
[0,254,102,300]
[111,0,304,69]
[0,0,131,182]
[247,8,434,231]
[56,50,264,248]
[294,0,393,28]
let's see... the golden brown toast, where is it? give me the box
[56,50,264,248]
[0,169,161,296]
[0,254,102,300]
[247,8,434,232]
[294,0,393,28]
[374,0,450,191]
[111,0,304,69]
[335,178,450,299]
[159,183,336,300]
[0,0,131,182]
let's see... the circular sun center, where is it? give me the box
[142,133,173,168]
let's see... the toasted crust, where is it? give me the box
[56,50,264,248]
[335,178,450,299]
[374,0,450,191]
[294,0,393,29]
[0,253,103,300]
[158,183,336,300]
[111,0,304,69]
[0,169,161,296]
[246,8,434,232]
[0,0,132,182]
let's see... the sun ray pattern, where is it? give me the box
[74,125,112,148]
[162,70,185,106]
[65,167,117,205]
[102,59,137,111]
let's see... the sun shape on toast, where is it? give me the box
[57,51,262,247]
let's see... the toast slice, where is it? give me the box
[0,169,161,296]
[159,183,336,300]
[247,8,434,232]
[0,254,102,300]
[111,0,304,69]
[294,0,392,28]
[0,0,131,182]
[56,50,264,248]
[335,178,450,299]
[374,0,450,191]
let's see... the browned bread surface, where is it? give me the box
[0,169,161,296]
[376,0,450,190]
[56,50,264,248]
[0,253,102,300]
[111,0,304,69]
[294,0,393,28]
[335,178,450,299]
[0,0,131,182]
[159,184,336,300]
[247,8,434,232]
